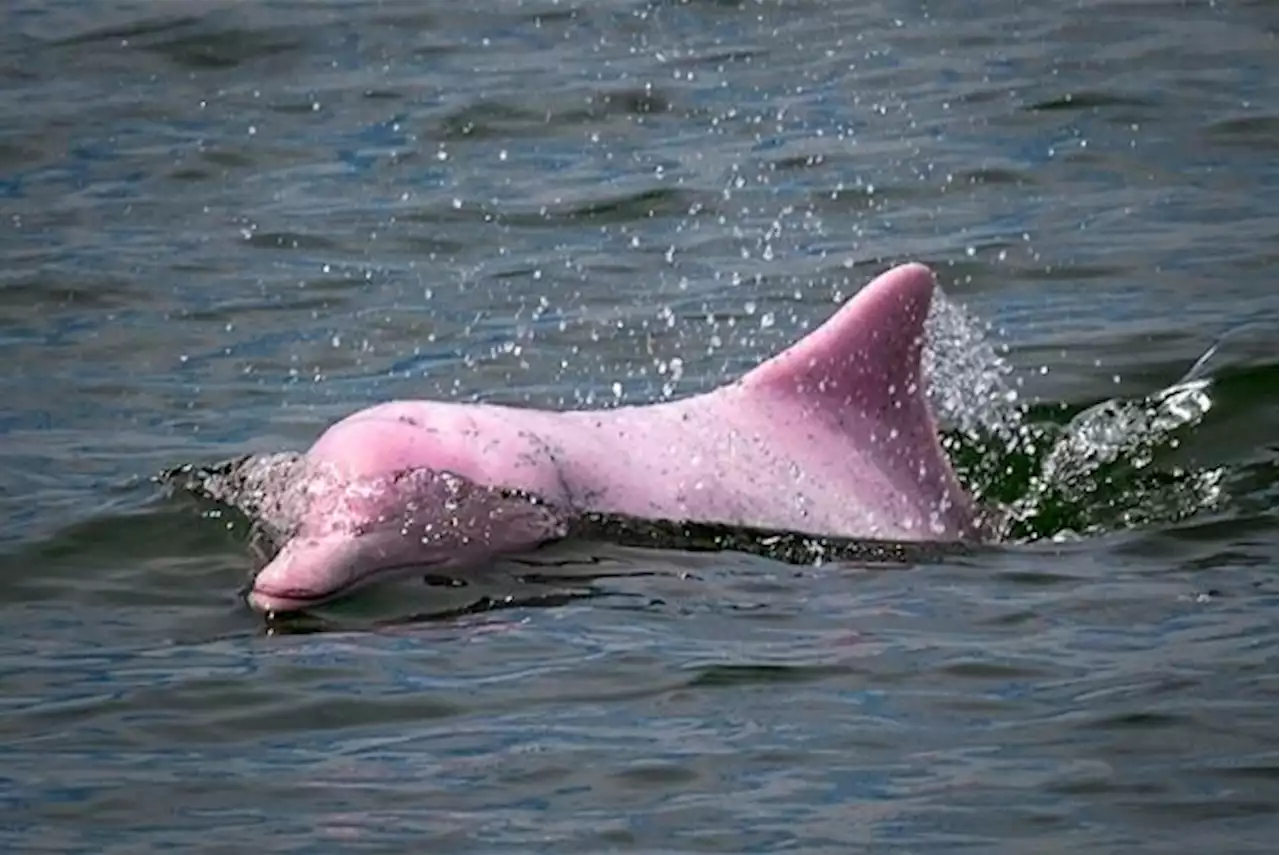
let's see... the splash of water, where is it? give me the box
[916,300,1240,543]
[999,374,1222,542]
[922,288,1025,445]
[161,453,306,543]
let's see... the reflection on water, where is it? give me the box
[0,0,1275,852]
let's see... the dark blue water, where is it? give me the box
[0,1,1275,852]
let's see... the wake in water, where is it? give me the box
[922,288,1232,543]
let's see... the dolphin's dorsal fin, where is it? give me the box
[738,262,937,425]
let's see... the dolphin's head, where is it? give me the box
[245,468,569,613]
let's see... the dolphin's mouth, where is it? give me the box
[245,558,448,614]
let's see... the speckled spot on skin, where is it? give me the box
[520,429,578,510]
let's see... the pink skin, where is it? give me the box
[248,263,984,612]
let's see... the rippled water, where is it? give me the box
[1,1,1276,852]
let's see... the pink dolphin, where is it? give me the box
[247,262,985,612]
